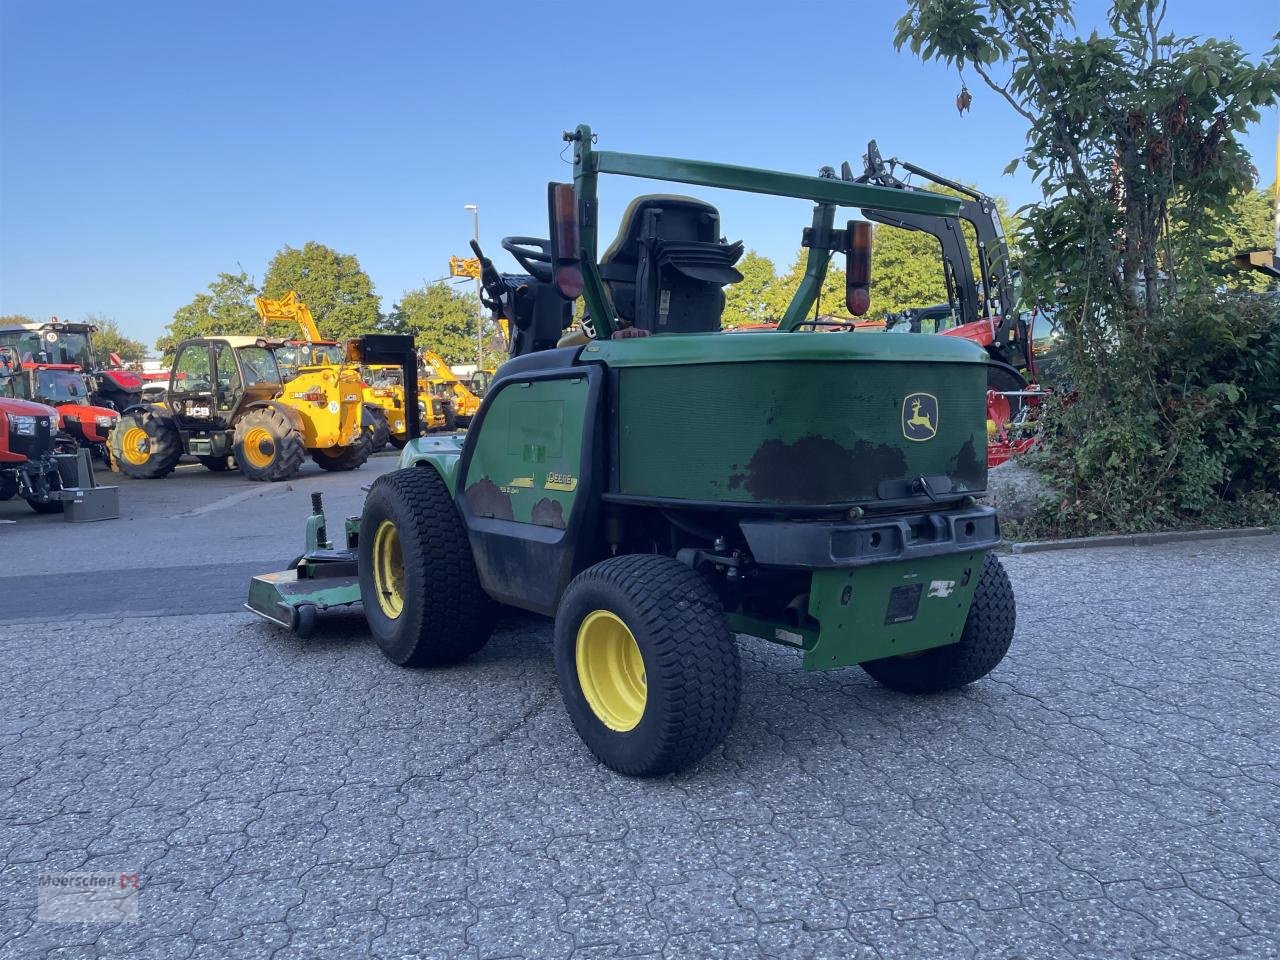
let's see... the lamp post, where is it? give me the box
[465,203,481,372]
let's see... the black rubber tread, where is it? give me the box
[388,435,408,449]
[233,407,305,482]
[109,410,182,479]
[0,475,16,500]
[363,404,391,453]
[553,554,741,777]
[196,455,233,471]
[861,552,1016,694]
[311,423,373,472]
[359,467,496,666]
[25,496,64,514]
[442,401,458,431]
[987,363,1029,417]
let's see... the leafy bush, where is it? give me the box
[1025,292,1280,535]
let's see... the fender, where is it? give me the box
[986,359,1027,390]
[397,435,464,494]
[123,402,174,422]
[244,399,307,435]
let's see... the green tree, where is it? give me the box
[261,241,381,340]
[868,225,950,319]
[1187,183,1277,292]
[898,0,1280,533]
[765,250,848,322]
[84,314,148,364]
[158,271,259,359]
[387,282,481,365]
[722,251,779,327]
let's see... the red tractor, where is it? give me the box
[0,348,74,513]
[3,358,119,461]
[0,317,144,414]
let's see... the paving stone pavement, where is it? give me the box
[1,535,1277,959]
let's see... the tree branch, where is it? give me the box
[970,60,1038,123]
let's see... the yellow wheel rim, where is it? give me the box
[575,610,647,732]
[372,519,406,619]
[119,426,151,465]
[241,426,275,469]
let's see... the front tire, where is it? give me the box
[25,496,63,514]
[554,555,741,777]
[861,553,1016,694]
[110,411,182,479]
[233,407,305,482]
[359,467,496,666]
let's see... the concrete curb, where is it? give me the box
[1005,526,1276,554]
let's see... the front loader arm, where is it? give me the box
[255,292,325,343]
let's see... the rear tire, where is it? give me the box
[197,455,234,472]
[363,404,390,453]
[110,410,182,479]
[554,555,741,777]
[311,426,372,472]
[233,407,304,482]
[359,467,496,666]
[442,401,457,431]
[861,553,1016,694]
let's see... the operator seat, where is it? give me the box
[598,196,744,333]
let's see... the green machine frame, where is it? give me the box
[563,123,961,337]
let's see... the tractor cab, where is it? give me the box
[166,337,284,430]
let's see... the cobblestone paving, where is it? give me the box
[2,535,1277,958]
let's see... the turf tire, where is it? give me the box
[554,554,741,777]
[861,552,1016,694]
[359,467,496,666]
[233,407,305,482]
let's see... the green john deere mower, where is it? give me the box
[248,125,1015,776]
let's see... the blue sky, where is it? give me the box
[1,0,1276,349]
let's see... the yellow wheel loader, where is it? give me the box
[419,349,480,426]
[110,336,372,481]
[256,291,401,452]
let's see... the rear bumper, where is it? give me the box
[739,505,1000,569]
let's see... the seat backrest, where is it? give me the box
[599,195,743,334]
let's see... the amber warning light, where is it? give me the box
[845,220,872,316]
[549,182,584,300]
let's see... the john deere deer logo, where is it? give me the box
[902,393,939,441]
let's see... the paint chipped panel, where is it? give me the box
[531,497,566,529]
[743,436,908,503]
[464,477,515,520]
[459,376,588,526]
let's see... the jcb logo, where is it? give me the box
[902,393,939,442]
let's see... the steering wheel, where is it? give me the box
[501,237,553,281]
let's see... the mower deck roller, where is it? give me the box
[250,125,1016,777]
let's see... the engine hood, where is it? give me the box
[0,396,58,417]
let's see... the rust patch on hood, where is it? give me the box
[464,477,515,520]
[531,497,566,529]
[743,435,908,503]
